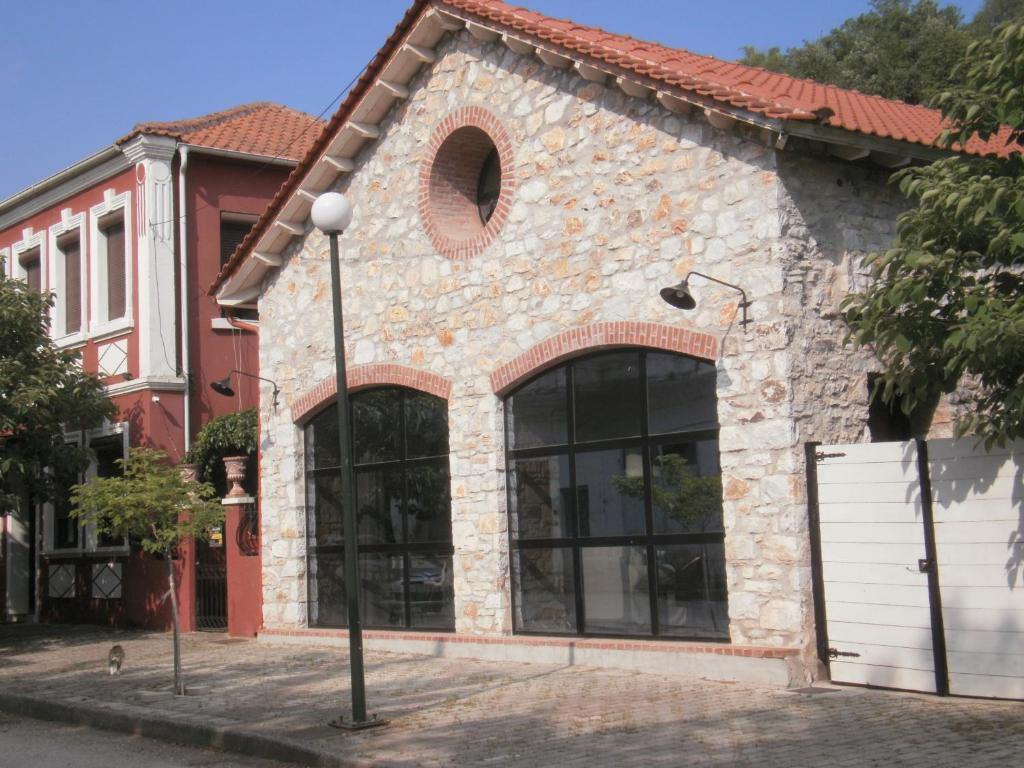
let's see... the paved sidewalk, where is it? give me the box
[0,625,1021,767]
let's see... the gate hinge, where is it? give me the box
[828,647,861,659]
[815,451,846,462]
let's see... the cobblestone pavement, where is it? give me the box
[0,625,1021,767]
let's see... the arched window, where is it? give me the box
[306,387,454,630]
[504,350,727,640]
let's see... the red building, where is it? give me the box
[0,103,319,631]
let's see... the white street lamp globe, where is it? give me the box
[311,192,353,234]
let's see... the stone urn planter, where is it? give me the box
[223,455,248,498]
[179,463,199,484]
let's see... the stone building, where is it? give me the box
[212,0,1005,683]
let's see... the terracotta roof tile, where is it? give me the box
[210,0,1018,294]
[446,0,1016,155]
[118,102,323,161]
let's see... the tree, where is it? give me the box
[0,269,115,510]
[71,448,224,695]
[740,1,972,104]
[970,0,1024,33]
[842,21,1024,446]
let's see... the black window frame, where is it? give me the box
[504,349,729,642]
[305,386,455,631]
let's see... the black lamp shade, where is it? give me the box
[659,280,696,310]
[210,376,235,397]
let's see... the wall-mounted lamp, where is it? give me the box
[210,369,280,408]
[660,271,752,328]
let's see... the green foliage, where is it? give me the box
[970,0,1024,33]
[612,454,723,529]
[184,408,257,487]
[70,448,223,556]
[0,270,115,508]
[842,21,1024,447]
[739,1,974,104]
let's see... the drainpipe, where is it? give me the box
[177,145,191,453]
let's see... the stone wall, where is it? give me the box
[256,29,904,655]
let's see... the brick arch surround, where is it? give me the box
[419,106,516,260]
[292,364,453,424]
[490,321,719,395]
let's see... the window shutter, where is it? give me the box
[105,221,126,320]
[20,249,41,293]
[220,219,253,267]
[63,237,82,334]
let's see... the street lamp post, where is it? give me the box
[311,192,386,731]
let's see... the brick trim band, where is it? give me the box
[260,627,799,659]
[292,364,453,424]
[419,106,516,261]
[490,321,719,395]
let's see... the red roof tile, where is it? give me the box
[449,0,1014,157]
[210,0,1017,293]
[119,102,323,162]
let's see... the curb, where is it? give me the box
[0,692,380,768]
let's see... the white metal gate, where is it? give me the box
[809,439,1024,699]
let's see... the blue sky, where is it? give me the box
[0,0,983,200]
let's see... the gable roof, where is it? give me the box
[211,0,1016,297]
[118,102,322,162]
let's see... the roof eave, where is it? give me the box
[0,144,125,226]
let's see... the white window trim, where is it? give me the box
[43,422,131,556]
[11,228,47,287]
[43,430,84,555]
[89,189,134,339]
[48,210,88,346]
[83,422,131,554]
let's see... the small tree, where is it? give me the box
[71,448,223,695]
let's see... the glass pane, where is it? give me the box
[308,471,344,546]
[92,436,125,548]
[359,553,405,628]
[513,547,576,633]
[647,353,718,435]
[406,462,452,543]
[575,448,646,537]
[405,391,449,459]
[581,546,650,635]
[355,468,403,544]
[309,405,340,470]
[574,352,642,442]
[509,455,571,540]
[656,544,729,639]
[409,553,455,629]
[506,367,567,450]
[352,389,401,465]
[651,440,723,533]
[309,551,347,627]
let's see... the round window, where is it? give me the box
[419,108,514,260]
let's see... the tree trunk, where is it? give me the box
[165,549,184,696]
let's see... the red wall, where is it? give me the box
[186,154,291,429]
[0,167,142,393]
[4,152,290,631]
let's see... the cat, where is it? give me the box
[108,644,125,676]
